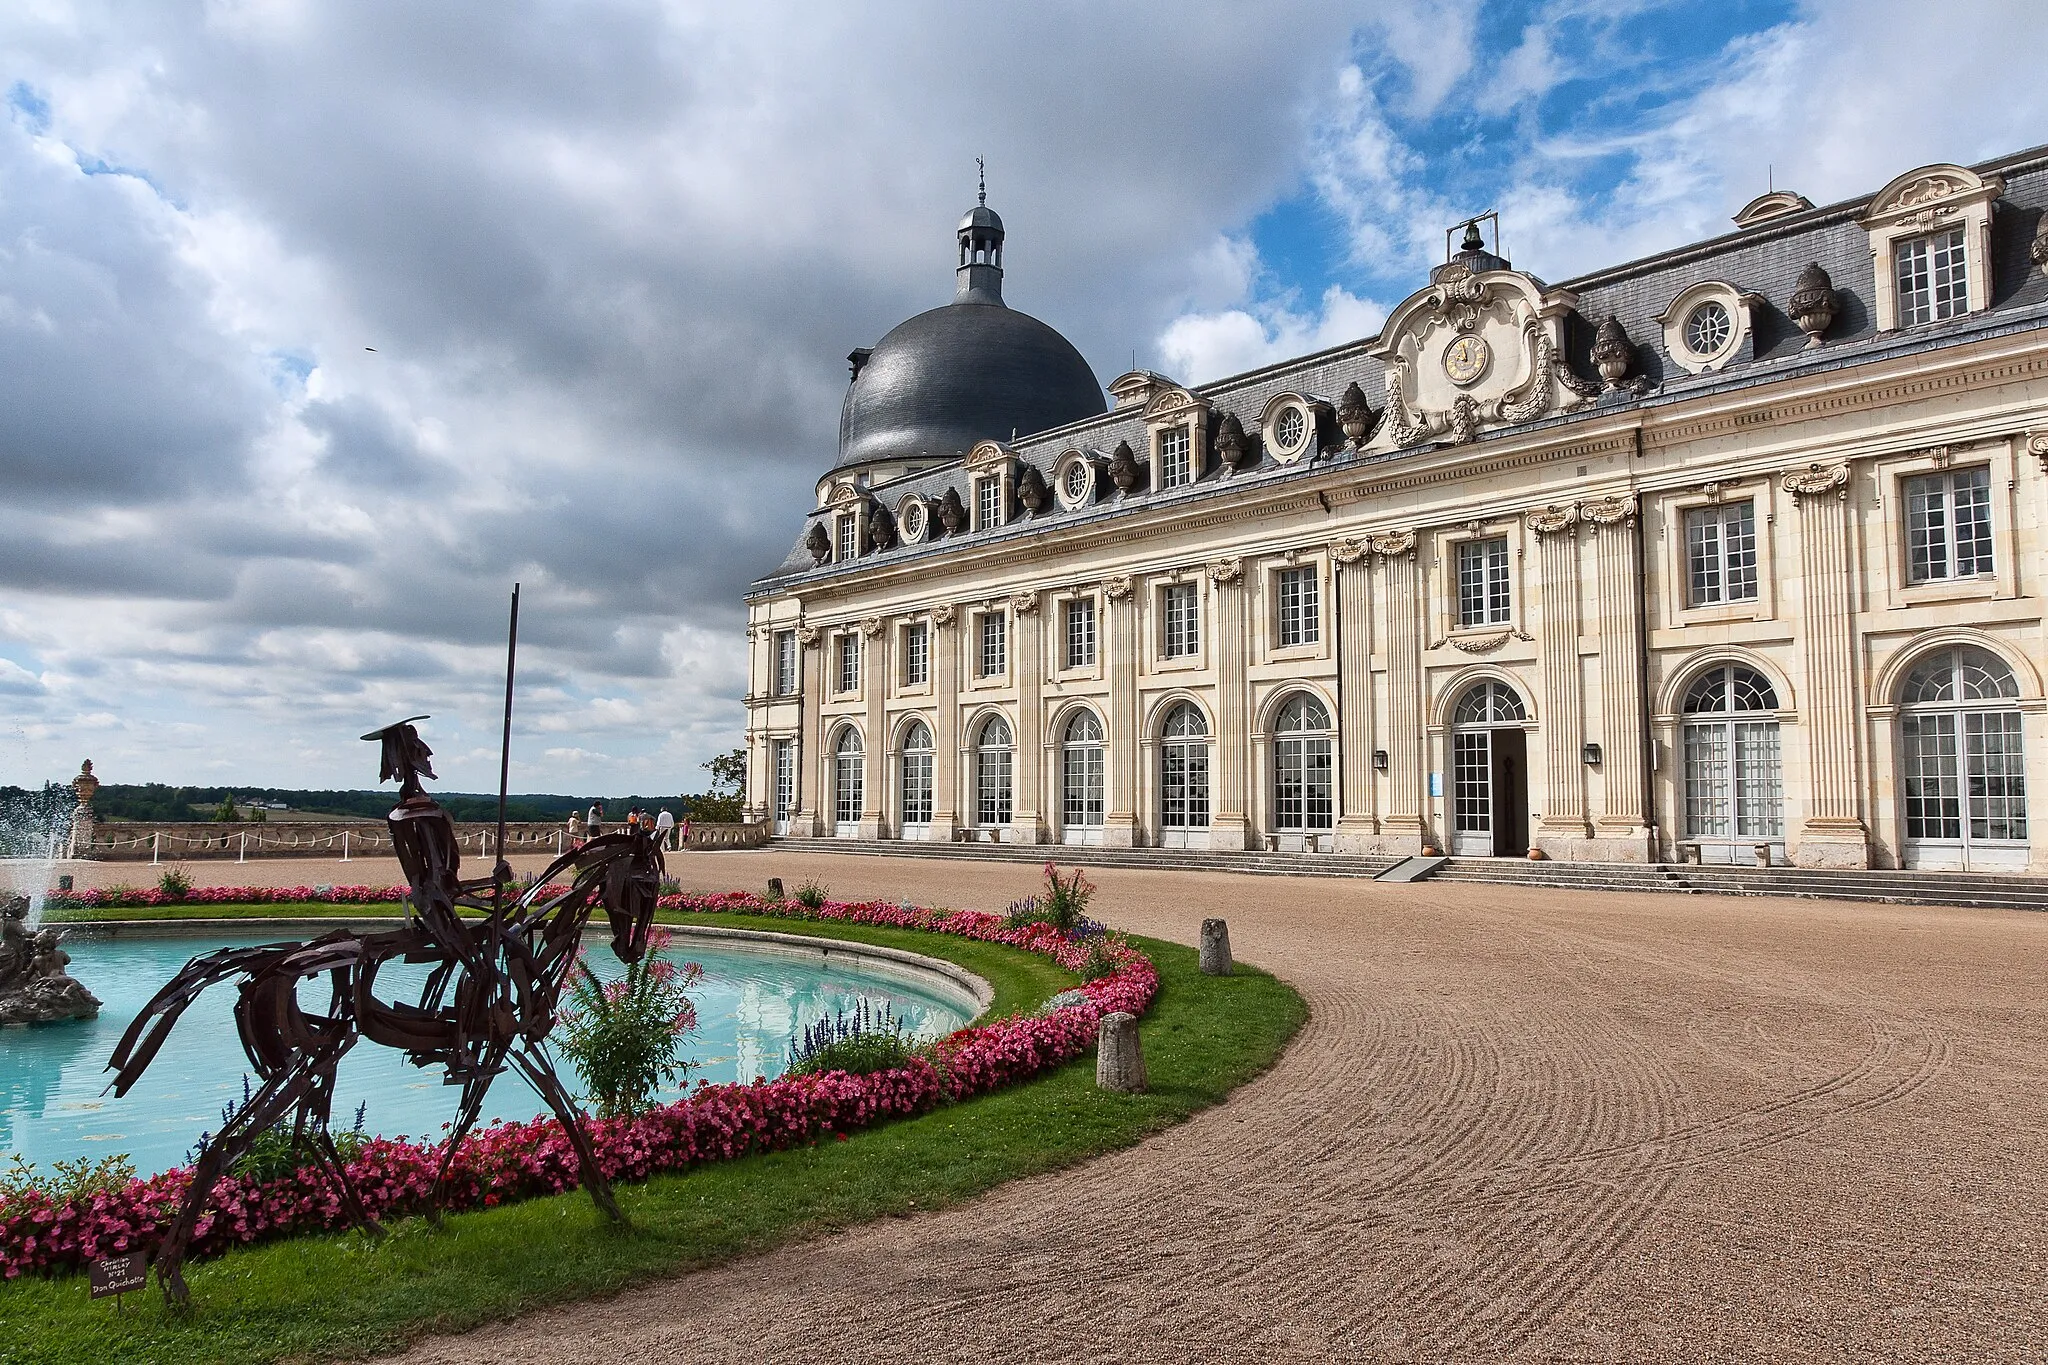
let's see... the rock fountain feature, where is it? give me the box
[0,894,100,1024]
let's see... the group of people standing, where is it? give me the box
[565,801,686,851]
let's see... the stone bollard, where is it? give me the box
[1096,1011,1146,1093]
[767,877,785,901]
[1199,918,1232,976]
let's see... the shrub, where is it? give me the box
[0,1153,135,1211]
[156,865,193,900]
[1005,863,1097,935]
[557,930,703,1119]
[786,1000,916,1077]
[794,879,828,910]
[1078,935,1123,983]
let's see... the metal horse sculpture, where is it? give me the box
[106,718,663,1303]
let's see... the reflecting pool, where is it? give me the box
[1,928,973,1176]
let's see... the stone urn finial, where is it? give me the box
[804,522,831,564]
[1591,315,1635,389]
[1788,262,1839,348]
[1214,413,1248,471]
[2032,215,2048,276]
[1337,381,1376,446]
[1016,464,1049,513]
[1108,439,1141,492]
[937,486,968,534]
[71,759,98,809]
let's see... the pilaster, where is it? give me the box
[1529,506,1589,844]
[1333,540,1378,850]
[1011,591,1046,843]
[1375,532,1427,848]
[929,605,960,842]
[1102,575,1139,847]
[1785,463,1871,867]
[858,616,887,840]
[1589,497,1654,860]
[795,623,825,836]
[1209,558,1251,850]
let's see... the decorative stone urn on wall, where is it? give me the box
[68,759,98,861]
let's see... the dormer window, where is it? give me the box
[1684,301,1731,356]
[1896,228,1968,327]
[975,476,1003,530]
[835,513,858,562]
[1159,426,1192,489]
[1859,162,2002,333]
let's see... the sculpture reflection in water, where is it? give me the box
[105,718,662,1303]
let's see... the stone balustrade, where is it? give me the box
[74,819,771,861]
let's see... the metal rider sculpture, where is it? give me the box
[108,703,662,1303]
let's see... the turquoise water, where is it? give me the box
[0,929,971,1177]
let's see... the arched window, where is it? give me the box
[1682,664,1783,854]
[1453,680,1527,727]
[833,727,863,830]
[1898,646,2026,866]
[975,715,1013,827]
[1159,702,1210,831]
[1062,710,1104,832]
[900,720,933,830]
[1272,693,1333,832]
[1448,680,1529,856]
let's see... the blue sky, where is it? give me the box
[0,1,2043,793]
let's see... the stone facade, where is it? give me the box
[745,147,2048,873]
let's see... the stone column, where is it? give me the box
[1208,557,1251,850]
[1587,497,1653,860]
[929,605,960,842]
[1010,591,1046,843]
[1784,463,1871,867]
[1332,540,1378,850]
[1102,575,1140,847]
[858,616,888,840]
[1528,506,1588,848]
[1374,533,1426,848]
[793,624,823,835]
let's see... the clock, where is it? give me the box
[1442,334,1491,386]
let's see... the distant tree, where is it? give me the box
[703,748,745,798]
[213,793,240,822]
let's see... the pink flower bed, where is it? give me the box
[45,884,411,910]
[1,891,1156,1281]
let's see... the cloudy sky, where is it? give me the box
[4,0,2046,795]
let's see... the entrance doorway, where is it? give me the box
[1449,680,1530,857]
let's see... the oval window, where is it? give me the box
[1685,300,1732,357]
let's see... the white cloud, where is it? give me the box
[1158,286,1388,386]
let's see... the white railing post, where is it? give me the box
[153,832,161,866]
[238,831,246,863]
[342,830,350,862]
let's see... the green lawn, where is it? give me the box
[2,919,1304,1365]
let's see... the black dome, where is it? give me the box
[836,300,1106,470]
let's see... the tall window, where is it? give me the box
[1899,646,2026,855]
[835,514,857,562]
[1905,468,1993,583]
[1159,703,1210,828]
[900,720,933,828]
[1682,664,1783,848]
[774,630,798,695]
[903,622,929,687]
[1062,710,1105,829]
[836,633,860,693]
[1272,694,1333,832]
[978,611,1007,678]
[771,739,794,825]
[1159,426,1192,489]
[1896,228,1968,327]
[975,476,1002,530]
[1457,537,1511,627]
[1064,597,1096,669]
[975,715,1013,827]
[1686,502,1759,606]
[1450,682,1526,839]
[832,728,863,828]
[1276,567,1320,647]
[1162,583,1200,658]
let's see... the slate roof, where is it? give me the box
[755,143,2048,595]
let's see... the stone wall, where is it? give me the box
[78,819,772,861]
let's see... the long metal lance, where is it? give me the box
[494,583,520,917]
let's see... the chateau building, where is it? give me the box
[743,147,2048,872]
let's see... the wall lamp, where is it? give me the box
[1373,749,1389,772]
[1582,742,1603,766]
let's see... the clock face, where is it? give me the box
[1442,334,1491,386]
